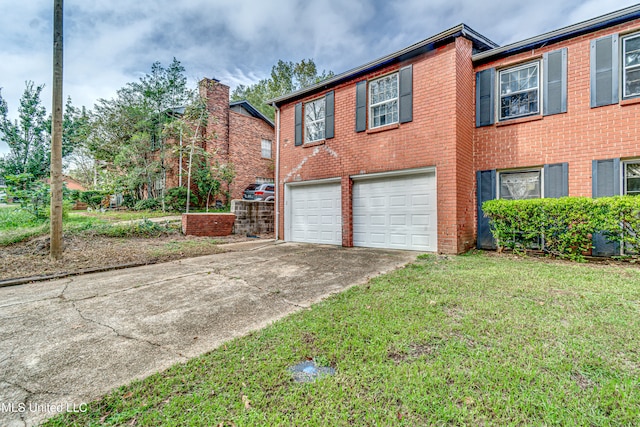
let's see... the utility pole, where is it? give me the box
[50,0,63,260]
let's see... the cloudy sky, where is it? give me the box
[0,0,638,154]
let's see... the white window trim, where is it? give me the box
[622,33,640,99]
[497,167,544,200]
[623,159,640,196]
[261,139,272,159]
[497,61,541,121]
[369,72,399,129]
[304,97,326,144]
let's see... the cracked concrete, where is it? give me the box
[0,242,417,426]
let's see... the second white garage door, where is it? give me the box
[288,182,342,245]
[353,171,437,251]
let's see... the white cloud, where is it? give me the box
[1,0,639,155]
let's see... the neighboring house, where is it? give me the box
[44,174,86,191]
[270,5,640,255]
[165,79,275,201]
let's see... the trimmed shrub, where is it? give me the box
[79,190,108,210]
[164,187,191,212]
[597,197,640,254]
[482,196,640,261]
[133,198,161,211]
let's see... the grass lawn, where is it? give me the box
[0,206,180,245]
[44,253,640,426]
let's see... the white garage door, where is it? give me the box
[353,172,437,251]
[288,182,342,245]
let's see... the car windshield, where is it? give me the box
[245,184,259,191]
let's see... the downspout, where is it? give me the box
[272,102,281,241]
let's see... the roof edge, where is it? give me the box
[268,24,498,106]
[473,4,640,63]
[229,100,275,127]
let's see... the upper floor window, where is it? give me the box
[294,91,334,146]
[369,73,399,128]
[623,33,640,99]
[624,161,640,196]
[261,139,272,159]
[498,169,542,200]
[304,98,325,143]
[499,62,540,120]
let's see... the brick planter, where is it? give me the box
[181,213,235,237]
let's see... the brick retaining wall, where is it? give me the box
[181,213,235,237]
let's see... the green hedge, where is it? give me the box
[482,196,640,261]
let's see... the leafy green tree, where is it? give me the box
[4,173,50,219]
[0,82,49,179]
[86,58,196,202]
[231,59,333,121]
[0,83,88,180]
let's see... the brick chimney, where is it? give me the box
[199,78,230,161]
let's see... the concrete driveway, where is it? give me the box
[0,242,417,426]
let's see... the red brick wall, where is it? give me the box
[474,20,640,198]
[182,213,235,236]
[164,136,202,189]
[164,80,274,202]
[229,112,274,200]
[277,40,474,254]
[201,79,230,161]
[454,37,477,252]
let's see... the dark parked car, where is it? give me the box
[243,183,275,201]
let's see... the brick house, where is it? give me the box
[165,79,274,201]
[270,5,640,255]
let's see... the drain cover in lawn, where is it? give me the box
[289,360,335,383]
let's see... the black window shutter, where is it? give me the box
[543,163,568,198]
[592,158,621,256]
[477,170,497,249]
[355,80,367,132]
[543,48,568,116]
[399,65,413,123]
[476,68,495,127]
[590,35,619,108]
[294,102,302,146]
[325,91,335,139]
[592,158,621,197]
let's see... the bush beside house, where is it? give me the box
[482,196,640,261]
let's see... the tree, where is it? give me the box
[0,84,87,180]
[85,58,197,203]
[231,59,333,121]
[0,82,49,179]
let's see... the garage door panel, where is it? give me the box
[390,234,407,245]
[370,196,385,207]
[411,235,430,246]
[370,233,386,244]
[390,195,407,207]
[411,194,430,206]
[390,215,406,226]
[370,215,386,226]
[411,214,428,226]
[353,172,437,251]
[320,215,335,225]
[288,182,342,245]
[353,196,367,208]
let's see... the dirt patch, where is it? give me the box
[0,232,273,281]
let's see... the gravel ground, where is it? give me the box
[0,232,273,281]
